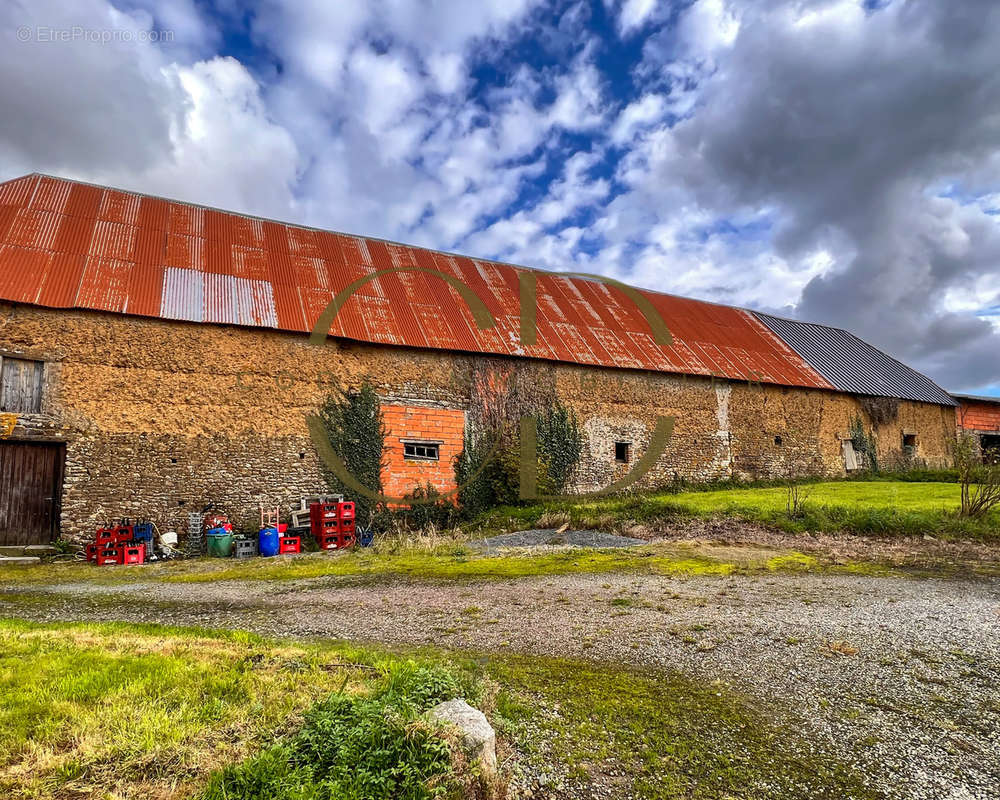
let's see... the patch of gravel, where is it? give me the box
[471,528,645,551]
[4,570,999,799]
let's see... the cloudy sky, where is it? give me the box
[2,0,998,395]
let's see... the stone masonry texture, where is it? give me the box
[0,303,957,541]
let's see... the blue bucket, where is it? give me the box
[258,527,280,557]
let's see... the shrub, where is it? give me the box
[955,432,1000,518]
[389,484,459,532]
[318,383,387,525]
[201,664,467,800]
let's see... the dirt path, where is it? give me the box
[5,569,1000,800]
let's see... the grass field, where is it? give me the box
[494,479,1000,540]
[0,620,880,799]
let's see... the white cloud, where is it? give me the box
[618,0,659,36]
[611,93,667,144]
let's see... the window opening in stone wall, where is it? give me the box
[615,441,631,463]
[841,438,859,471]
[0,357,44,414]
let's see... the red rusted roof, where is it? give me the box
[0,173,833,390]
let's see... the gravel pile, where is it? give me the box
[5,570,999,799]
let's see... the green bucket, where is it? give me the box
[206,532,233,558]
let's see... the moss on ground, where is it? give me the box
[0,620,883,800]
[486,653,882,799]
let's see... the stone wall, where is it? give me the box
[0,303,957,540]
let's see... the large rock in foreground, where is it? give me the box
[429,698,498,775]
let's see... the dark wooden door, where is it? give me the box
[0,442,64,546]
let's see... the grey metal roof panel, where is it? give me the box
[753,312,957,407]
[950,393,1000,404]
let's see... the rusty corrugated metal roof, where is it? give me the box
[754,312,957,406]
[0,173,835,390]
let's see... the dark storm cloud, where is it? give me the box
[647,0,1000,391]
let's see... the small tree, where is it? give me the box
[317,383,386,524]
[955,432,1000,518]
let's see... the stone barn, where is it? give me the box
[0,174,958,544]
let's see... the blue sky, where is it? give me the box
[1,0,999,395]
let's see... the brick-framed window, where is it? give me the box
[403,440,441,461]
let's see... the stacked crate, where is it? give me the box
[309,501,357,549]
[87,522,147,566]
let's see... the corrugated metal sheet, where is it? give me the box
[754,312,956,406]
[0,173,838,390]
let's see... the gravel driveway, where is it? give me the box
[4,568,999,799]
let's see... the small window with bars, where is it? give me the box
[403,441,440,461]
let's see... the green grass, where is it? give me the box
[486,480,1000,541]
[0,620,467,800]
[0,620,883,800]
[1,538,900,588]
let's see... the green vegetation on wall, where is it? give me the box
[536,404,584,495]
[455,401,583,515]
[848,414,879,474]
[318,382,386,524]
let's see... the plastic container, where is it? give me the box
[206,528,233,558]
[278,536,300,555]
[122,544,145,565]
[233,538,258,559]
[258,526,280,557]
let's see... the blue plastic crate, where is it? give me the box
[358,527,375,547]
[132,523,154,542]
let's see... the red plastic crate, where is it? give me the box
[338,519,356,533]
[112,525,134,543]
[279,536,300,555]
[338,532,357,549]
[122,544,145,565]
[310,502,339,521]
[85,543,99,562]
[96,528,115,544]
[315,533,340,550]
[97,548,122,566]
[337,502,355,520]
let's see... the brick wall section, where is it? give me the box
[957,400,1000,432]
[0,303,958,541]
[381,405,465,499]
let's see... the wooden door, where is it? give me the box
[0,441,64,546]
